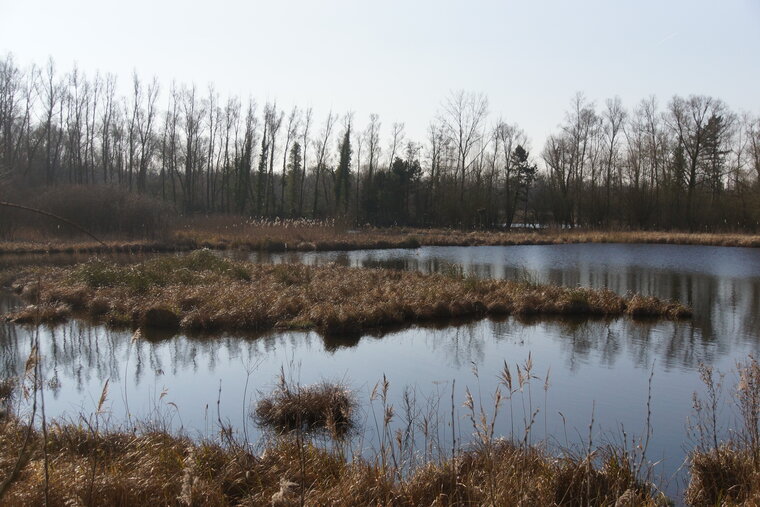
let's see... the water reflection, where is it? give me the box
[2,310,751,398]
[250,244,760,354]
[3,243,760,501]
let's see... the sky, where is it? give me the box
[1,0,759,150]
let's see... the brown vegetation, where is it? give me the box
[4,250,691,334]
[0,365,664,506]
[173,221,760,251]
[0,415,667,506]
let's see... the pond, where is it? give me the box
[2,243,760,501]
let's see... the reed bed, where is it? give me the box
[4,221,760,256]
[4,250,691,333]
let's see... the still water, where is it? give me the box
[3,243,760,499]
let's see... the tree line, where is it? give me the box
[1,54,759,231]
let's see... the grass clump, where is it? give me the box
[0,377,14,420]
[254,373,356,438]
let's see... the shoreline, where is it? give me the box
[2,229,760,257]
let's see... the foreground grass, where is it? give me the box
[3,218,760,255]
[4,250,691,333]
[0,369,663,507]
[0,415,667,507]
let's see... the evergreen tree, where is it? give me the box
[335,124,352,212]
[286,141,302,216]
[256,124,268,215]
[506,145,537,227]
[702,114,730,200]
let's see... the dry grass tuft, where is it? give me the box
[8,303,71,324]
[0,377,15,419]
[0,378,14,402]
[254,375,357,438]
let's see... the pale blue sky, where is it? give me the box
[1,0,758,147]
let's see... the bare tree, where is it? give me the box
[298,107,312,215]
[441,90,489,203]
[364,113,381,182]
[602,97,626,224]
[44,60,65,186]
[387,121,405,170]
[311,111,335,217]
[263,103,283,215]
[353,119,363,213]
[180,84,205,213]
[279,106,299,216]
[136,76,159,193]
